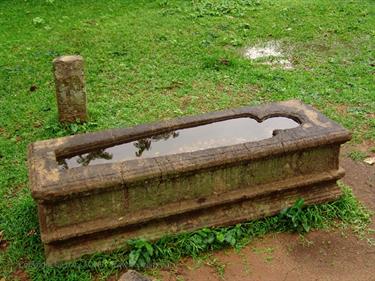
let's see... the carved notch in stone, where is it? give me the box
[53,55,87,123]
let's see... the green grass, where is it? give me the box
[0,0,374,280]
[347,150,368,161]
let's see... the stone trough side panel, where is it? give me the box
[44,189,127,229]
[126,145,339,212]
[38,144,341,245]
[44,179,342,264]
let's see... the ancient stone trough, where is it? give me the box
[28,100,351,264]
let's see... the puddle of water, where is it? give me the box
[244,42,283,59]
[58,117,299,169]
[262,59,294,70]
[244,42,293,69]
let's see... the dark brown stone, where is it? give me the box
[27,100,351,264]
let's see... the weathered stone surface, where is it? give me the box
[53,55,87,123]
[27,100,351,264]
[118,270,152,281]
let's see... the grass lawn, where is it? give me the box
[0,0,374,280]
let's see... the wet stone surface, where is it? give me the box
[58,117,299,169]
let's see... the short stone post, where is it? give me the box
[53,55,87,123]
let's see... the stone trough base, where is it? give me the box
[28,100,351,264]
[46,173,342,264]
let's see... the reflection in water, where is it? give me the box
[58,117,299,169]
[58,149,113,168]
[76,149,113,166]
[134,131,179,157]
[134,139,151,157]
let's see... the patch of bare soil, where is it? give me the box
[158,231,375,281]
[0,231,8,252]
[155,145,375,281]
[12,269,30,281]
[341,144,375,212]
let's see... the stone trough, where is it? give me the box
[28,100,351,264]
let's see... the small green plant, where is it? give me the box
[206,257,226,279]
[252,247,274,263]
[158,0,169,7]
[191,0,259,18]
[128,239,154,268]
[32,17,45,26]
[44,121,98,137]
[202,56,235,70]
[278,198,311,233]
[347,150,368,161]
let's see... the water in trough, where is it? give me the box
[58,117,299,168]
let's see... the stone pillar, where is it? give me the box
[53,55,87,123]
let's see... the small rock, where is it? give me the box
[363,157,375,165]
[30,85,37,92]
[118,270,152,281]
